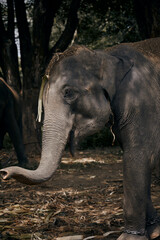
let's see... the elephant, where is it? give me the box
[1,37,160,239]
[0,77,28,167]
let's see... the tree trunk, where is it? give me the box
[0,0,81,156]
[14,0,33,89]
[49,0,81,56]
[22,89,42,154]
[0,2,21,91]
[14,0,40,153]
[32,0,63,88]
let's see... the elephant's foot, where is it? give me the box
[117,233,148,240]
[147,223,160,239]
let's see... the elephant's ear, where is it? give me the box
[37,74,49,122]
[99,52,134,101]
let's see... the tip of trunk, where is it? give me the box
[0,169,10,180]
[0,166,54,185]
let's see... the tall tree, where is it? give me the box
[0,0,20,90]
[0,0,81,153]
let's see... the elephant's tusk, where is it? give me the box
[37,74,49,122]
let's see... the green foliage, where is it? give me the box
[76,0,141,49]
[49,0,73,48]
[49,0,141,51]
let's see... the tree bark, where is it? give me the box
[22,89,42,154]
[14,0,41,153]
[7,0,14,40]
[49,0,81,56]
[14,0,33,89]
[32,0,63,88]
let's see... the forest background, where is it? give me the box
[0,0,160,152]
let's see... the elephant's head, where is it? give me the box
[0,45,133,184]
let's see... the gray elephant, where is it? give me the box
[0,77,28,167]
[1,38,160,240]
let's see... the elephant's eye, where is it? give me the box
[63,87,79,103]
[64,88,75,99]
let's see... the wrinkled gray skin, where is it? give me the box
[0,78,28,167]
[1,44,160,240]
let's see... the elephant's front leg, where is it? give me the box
[118,150,150,240]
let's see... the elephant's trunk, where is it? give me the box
[0,107,74,185]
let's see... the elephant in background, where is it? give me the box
[2,37,160,239]
[0,77,28,167]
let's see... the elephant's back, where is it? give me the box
[106,38,160,69]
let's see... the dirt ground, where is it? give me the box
[0,147,160,240]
